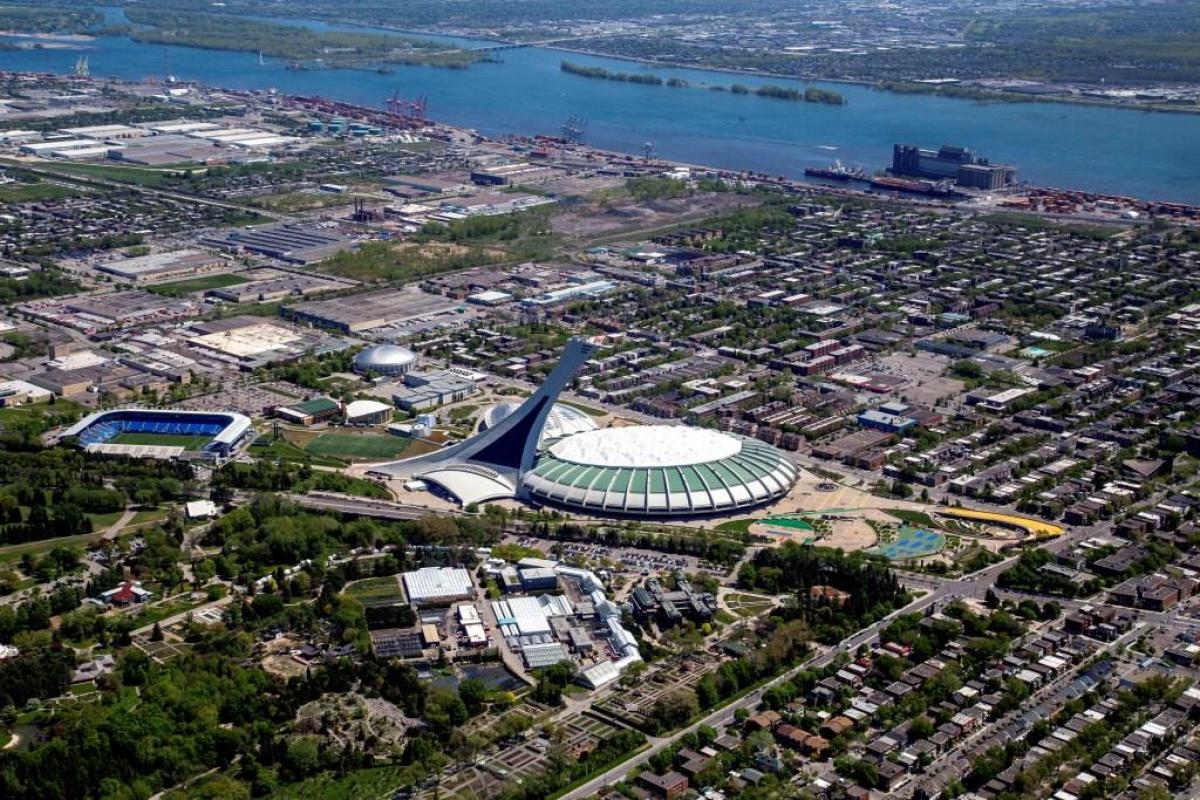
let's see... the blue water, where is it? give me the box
[2,9,1198,203]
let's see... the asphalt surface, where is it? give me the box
[285,492,446,520]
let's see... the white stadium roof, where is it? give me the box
[345,399,392,419]
[548,425,739,468]
[481,401,597,443]
[524,426,798,517]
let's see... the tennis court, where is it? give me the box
[873,526,945,560]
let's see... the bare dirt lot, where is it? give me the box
[878,352,964,406]
[551,191,757,238]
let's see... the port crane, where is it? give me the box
[385,90,428,122]
[561,113,587,144]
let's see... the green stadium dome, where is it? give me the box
[521,425,798,517]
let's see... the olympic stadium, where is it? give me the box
[62,409,254,460]
[522,426,797,517]
[480,401,597,443]
[370,338,800,519]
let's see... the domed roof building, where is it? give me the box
[521,425,797,517]
[344,399,392,426]
[353,344,417,377]
[480,401,597,444]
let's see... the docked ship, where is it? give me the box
[868,175,961,198]
[804,160,864,181]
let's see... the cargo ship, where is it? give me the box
[804,160,864,182]
[868,175,961,198]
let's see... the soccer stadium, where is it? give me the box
[520,425,798,517]
[62,409,254,460]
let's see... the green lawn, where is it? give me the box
[109,432,212,450]
[147,273,250,295]
[33,161,176,187]
[0,530,112,564]
[85,510,124,530]
[559,399,608,418]
[303,432,413,461]
[885,508,938,529]
[715,518,756,535]
[128,508,167,527]
[248,437,347,468]
[0,182,80,203]
[344,576,405,607]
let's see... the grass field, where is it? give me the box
[250,436,348,468]
[302,432,413,461]
[31,161,177,187]
[0,182,80,203]
[110,432,212,450]
[559,399,608,418]
[885,508,937,529]
[147,273,250,295]
[0,529,112,564]
[715,518,755,535]
[344,576,406,608]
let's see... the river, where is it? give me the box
[2,8,1198,203]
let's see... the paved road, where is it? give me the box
[559,537,1104,800]
[559,580,959,800]
[285,492,449,521]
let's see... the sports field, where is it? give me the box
[148,273,250,295]
[303,433,412,461]
[109,432,212,450]
[873,526,945,561]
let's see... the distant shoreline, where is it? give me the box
[539,42,1200,116]
[89,13,1199,116]
[0,31,95,42]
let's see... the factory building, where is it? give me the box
[892,143,1016,189]
[201,223,357,265]
[95,249,227,283]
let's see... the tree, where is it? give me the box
[150,621,163,642]
[284,736,322,778]
[647,689,700,734]
[458,677,489,715]
[119,648,151,686]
